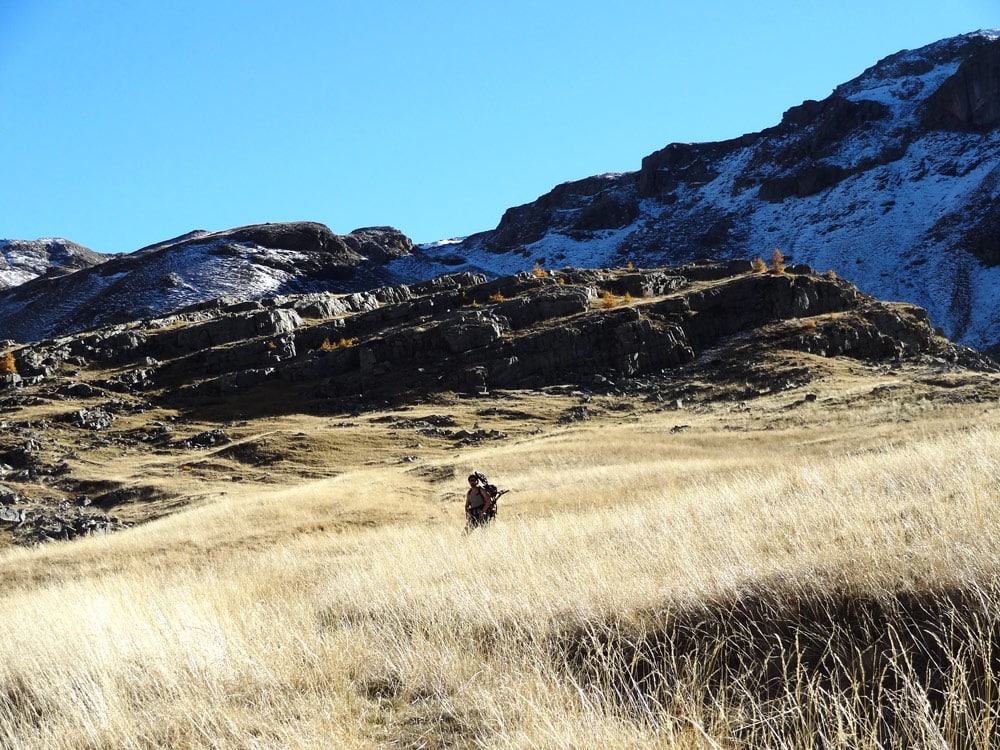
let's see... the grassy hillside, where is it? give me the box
[1,361,999,748]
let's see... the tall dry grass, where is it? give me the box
[1,408,999,747]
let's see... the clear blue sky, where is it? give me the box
[1,1,997,253]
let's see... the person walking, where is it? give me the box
[464,473,493,530]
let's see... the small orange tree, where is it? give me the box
[770,249,786,274]
[0,351,16,374]
[318,337,359,351]
[751,257,767,273]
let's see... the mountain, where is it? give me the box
[4,31,1000,357]
[0,223,412,343]
[0,238,106,290]
[392,30,1000,357]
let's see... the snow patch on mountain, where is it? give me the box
[0,238,105,290]
[0,243,41,288]
[0,224,374,342]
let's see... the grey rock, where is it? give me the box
[0,506,25,524]
[71,408,116,431]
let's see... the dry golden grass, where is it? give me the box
[1,384,999,747]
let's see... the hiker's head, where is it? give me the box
[468,474,479,486]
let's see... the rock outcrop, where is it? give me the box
[922,35,1000,130]
[6,262,992,410]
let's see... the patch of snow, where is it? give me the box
[417,237,467,251]
[843,58,961,121]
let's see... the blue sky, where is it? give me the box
[1,1,997,253]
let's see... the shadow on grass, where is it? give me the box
[559,582,1000,747]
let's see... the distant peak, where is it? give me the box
[970,29,1000,41]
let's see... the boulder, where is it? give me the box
[71,408,116,431]
[0,506,25,524]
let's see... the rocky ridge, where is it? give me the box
[8,261,993,404]
[0,222,412,344]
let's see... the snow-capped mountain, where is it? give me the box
[0,223,411,343]
[395,31,1000,356]
[0,239,106,290]
[4,31,1000,355]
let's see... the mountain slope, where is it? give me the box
[0,238,107,290]
[0,223,412,343]
[400,31,1000,356]
[4,32,1000,355]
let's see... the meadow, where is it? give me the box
[1,373,998,748]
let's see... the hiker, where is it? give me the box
[465,473,493,530]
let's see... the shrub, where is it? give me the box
[488,292,506,303]
[770,249,786,274]
[625,261,634,270]
[0,351,16,374]
[318,337,358,352]
[531,263,549,278]
[623,292,634,304]
[751,257,767,273]
[824,269,838,280]
[601,291,619,309]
